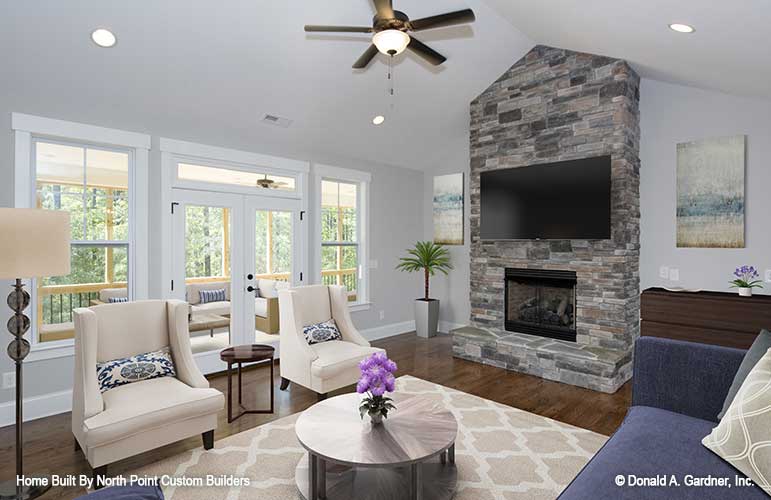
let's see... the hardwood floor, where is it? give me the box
[0,333,631,499]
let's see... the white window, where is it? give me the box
[13,113,149,360]
[314,165,370,310]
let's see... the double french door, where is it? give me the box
[171,189,304,373]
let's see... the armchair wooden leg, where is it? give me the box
[317,392,327,402]
[280,377,290,391]
[202,430,215,450]
[93,465,107,490]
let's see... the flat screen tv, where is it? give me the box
[480,156,611,240]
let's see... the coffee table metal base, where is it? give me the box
[295,451,457,500]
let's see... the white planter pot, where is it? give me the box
[738,287,753,297]
[414,299,440,338]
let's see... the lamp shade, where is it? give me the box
[0,208,71,279]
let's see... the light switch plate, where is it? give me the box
[659,266,669,279]
[669,268,680,282]
[379,310,385,320]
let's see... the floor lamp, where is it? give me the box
[0,208,71,500]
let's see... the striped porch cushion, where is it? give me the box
[108,297,129,303]
[199,288,226,304]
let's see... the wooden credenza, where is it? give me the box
[640,288,771,349]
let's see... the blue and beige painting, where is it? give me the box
[676,135,745,248]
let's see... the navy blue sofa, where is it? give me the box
[559,336,766,499]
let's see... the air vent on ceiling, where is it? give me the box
[260,113,293,128]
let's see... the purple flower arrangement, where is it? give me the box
[730,265,763,296]
[357,352,397,424]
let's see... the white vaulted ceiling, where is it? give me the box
[0,1,768,173]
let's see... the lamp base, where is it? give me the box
[0,477,51,500]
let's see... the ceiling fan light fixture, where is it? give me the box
[372,29,410,56]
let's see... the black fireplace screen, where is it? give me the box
[505,268,577,342]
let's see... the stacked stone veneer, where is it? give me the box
[452,45,641,393]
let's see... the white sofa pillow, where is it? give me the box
[258,279,278,298]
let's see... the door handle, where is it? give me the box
[246,286,255,293]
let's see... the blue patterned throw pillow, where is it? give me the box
[303,319,343,345]
[96,347,176,393]
[108,297,129,303]
[199,288,226,304]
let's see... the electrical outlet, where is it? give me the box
[2,372,15,389]
[766,270,771,283]
[379,310,385,320]
[659,266,669,279]
[669,268,680,282]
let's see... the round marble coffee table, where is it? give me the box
[295,392,458,500]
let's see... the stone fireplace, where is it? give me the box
[452,45,641,393]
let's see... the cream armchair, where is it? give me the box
[72,300,224,481]
[278,285,384,399]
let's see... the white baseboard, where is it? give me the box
[0,388,72,427]
[361,320,416,342]
[439,320,464,334]
[0,320,416,429]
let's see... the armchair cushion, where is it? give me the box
[303,319,343,345]
[96,347,176,393]
[83,376,223,448]
[310,341,384,379]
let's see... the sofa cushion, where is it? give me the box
[98,287,128,303]
[199,288,226,304]
[191,301,231,317]
[310,341,383,379]
[108,297,129,303]
[96,347,176,393]
[258,279,279,298]
[303,319,343,345]
[718,329,771,420]
[83,376,223,448]
[703,346,771,495]
[558,406,767,499]
[186,281,230,305]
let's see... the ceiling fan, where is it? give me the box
[304,0,475,69]
[256,175,288,189]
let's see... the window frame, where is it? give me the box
[12,113,149,361]
[313,164,371,311]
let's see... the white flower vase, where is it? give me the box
[738,287,753,297]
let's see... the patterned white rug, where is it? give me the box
[133,376,606,500]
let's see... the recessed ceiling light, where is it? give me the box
[668,23,695,34]
[91,28,117,48]
[372,115,385,125]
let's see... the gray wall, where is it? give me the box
[424,77,771,331]
[639,79,771,294]
[0,99,424,406]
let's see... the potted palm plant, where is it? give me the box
[396,241,453,338]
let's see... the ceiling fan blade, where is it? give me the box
[407,36,446,66]
[409,9,476,31]
[353,44,380,69]
[304,25,373,33]
[372,0,394,19]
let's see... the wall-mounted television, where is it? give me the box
[480,156,612,240]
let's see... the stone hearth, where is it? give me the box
[453,45,641,394]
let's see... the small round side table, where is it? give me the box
[219,344,275,423]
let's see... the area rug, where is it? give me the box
[132,376,606,500]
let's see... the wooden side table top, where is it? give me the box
[295,392,458,468]
[220,343,275,363]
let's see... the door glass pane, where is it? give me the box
[184,205,232,354]
[254,209,292,339]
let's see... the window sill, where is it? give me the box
[26,341,74,362]
[349,302,372,313]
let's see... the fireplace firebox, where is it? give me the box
[505,268,577,342]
